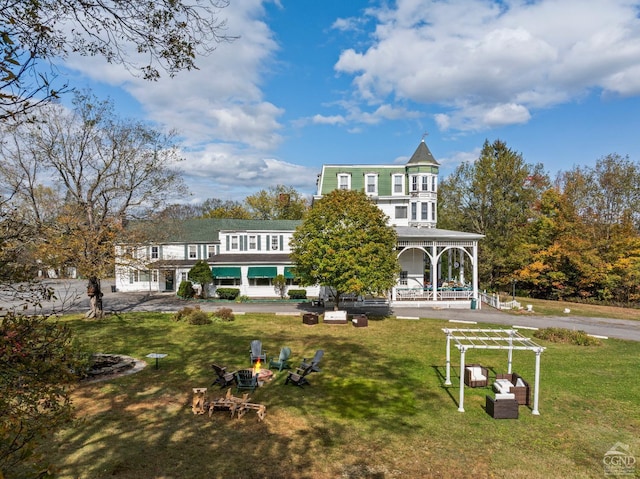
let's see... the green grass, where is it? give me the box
[507,296,640,320]
[31,312,640,479]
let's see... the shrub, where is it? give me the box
[172,305,211,325]
[177,280,195,299]
[288,289,307,300]
[273,274,287,299]
[216,288,240,300]
[187,310,212,325]
[212,307,235,322]
[236,295,250,303]
[533,327,601,346]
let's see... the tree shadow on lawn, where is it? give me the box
[51,323,447,478]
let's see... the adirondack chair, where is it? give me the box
[250,340,267,364]
[211,364,236,389]
[236,369,258,393]
[268,347,292,371]
[284,364,314,387]
[299,349,324,373]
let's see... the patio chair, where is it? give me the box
[269,347,292,371]
[284,364,314,387]
[211,363,237,389]
[235,369,258,393]
[250,339,267,364]
[299,349,324,373]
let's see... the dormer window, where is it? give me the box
[338,173,351,190]
[393,174,404,194]
[365,174,378,195]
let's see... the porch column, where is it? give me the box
[431,243,438,302]
[472,241,479,309]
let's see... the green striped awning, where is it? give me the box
[212,267,241,279]
[247,266,277,278]
[284,267,296,279]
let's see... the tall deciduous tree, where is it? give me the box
[1,0,233,122]
[245,185,309,220]
[438,139,548,290]
[0,90,187,315]
[201,198,251,219]
[290,190,398,309]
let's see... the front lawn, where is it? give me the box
[32,312,640,479]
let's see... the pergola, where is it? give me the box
[442,328,546,415]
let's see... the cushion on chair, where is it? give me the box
[493,379,514,394]
[516,377,526,387]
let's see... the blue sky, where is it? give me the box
[57,0,640,202]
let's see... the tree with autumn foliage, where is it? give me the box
[438,139,549,290]
[245,185,309,220]
[290,189,398,308]
[0,90,186,316]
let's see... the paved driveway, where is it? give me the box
[7,279,640,342]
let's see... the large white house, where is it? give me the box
[115,219,319,298]
[114,140,483,307]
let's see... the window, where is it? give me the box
[231,236,239,250]
[338,173,351,190]
[248,235,257,250]
[215,278,240,286]
[250,278,272,286]
[366,174,377,194]
[151,246,159,259]
[271,236,279,251]
[421,202,428,220]
[411,175,418,192]
[400,271,408,286]
[431,176,437,192]
[181,272,188,282]
[393,175,404,194]
[411,203,417,220]
[421,176,429,192]
[151,270,158,282]
[395,206,407,219]
[188,245,197,259]
[207,245,216,258]
[431,202,436,222]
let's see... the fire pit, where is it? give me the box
[252,359,274,386]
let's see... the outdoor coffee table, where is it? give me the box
[146,353,167,369]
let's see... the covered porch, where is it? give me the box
[391,227,484,309]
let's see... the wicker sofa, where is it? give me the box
[464,364,489,388]
[493,372,530,406]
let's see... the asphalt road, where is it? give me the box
[9,279,640,342]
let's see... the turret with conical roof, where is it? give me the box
[407,139,440,166]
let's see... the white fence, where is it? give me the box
[479,292,521,310]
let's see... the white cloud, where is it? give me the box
[334,0,640,131]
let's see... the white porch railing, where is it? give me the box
[396,288,473,301]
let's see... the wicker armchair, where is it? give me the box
[464,364,488,388]
[494,372,530,406]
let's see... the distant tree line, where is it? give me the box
[439,139,640,305]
